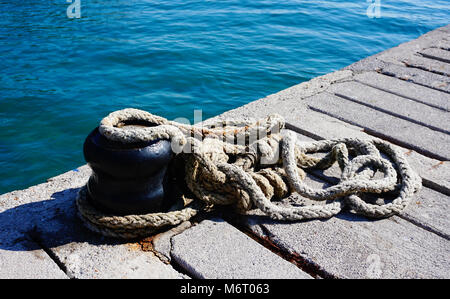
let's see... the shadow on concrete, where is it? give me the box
[0,187,129,252]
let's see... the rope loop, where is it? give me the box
[76,109,422,238]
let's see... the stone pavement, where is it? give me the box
[1,25,449,279]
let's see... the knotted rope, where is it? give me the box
[76,108,422,238]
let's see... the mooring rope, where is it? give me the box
[76,108,422,238]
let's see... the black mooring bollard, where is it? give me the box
[83,126,175,215]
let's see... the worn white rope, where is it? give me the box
[76,108,422,238]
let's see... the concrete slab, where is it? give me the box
[433,39,450,51]
[54,240,186,279]
[306,92,450,161]
[240,212,450,279]
[354,71,449,111]
[327,81,450,133]
[420,48,450,63]
[0,238,67,279]
[401,187,450,240]
[403,55,450,76]
[0,165,186,279]
[375,25,450,66]
[380,63,450,93]
[236,176,450,279]
[170,219,313,279]
[152,221,192,263]
[0,165,91,213]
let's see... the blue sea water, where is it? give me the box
[0,1,449,194]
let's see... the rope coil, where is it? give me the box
[76,108,422,238]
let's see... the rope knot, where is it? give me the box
[76,109,422,238]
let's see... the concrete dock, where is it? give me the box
[1,25,449,279]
